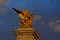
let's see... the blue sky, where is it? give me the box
[0,0,60,40]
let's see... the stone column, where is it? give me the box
[12,28,40,40]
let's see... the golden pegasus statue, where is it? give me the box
[12,8,33,28]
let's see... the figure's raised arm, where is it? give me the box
[12,8,22,14]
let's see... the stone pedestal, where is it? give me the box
[12,28,40,40]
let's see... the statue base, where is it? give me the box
[12,28,40,40]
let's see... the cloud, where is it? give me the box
[32,15,47,30]
[32,15,60,32]
[0,0,8,4]
[0,0,9,15]
[48,19,60,32]
[32,15,44,27]
[0,7,7,11]
[33,15,42,21]
[0,6,8,15]
[32,15,42,25]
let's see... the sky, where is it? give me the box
[0,0,60,40]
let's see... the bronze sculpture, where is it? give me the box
[12,8,34,28]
